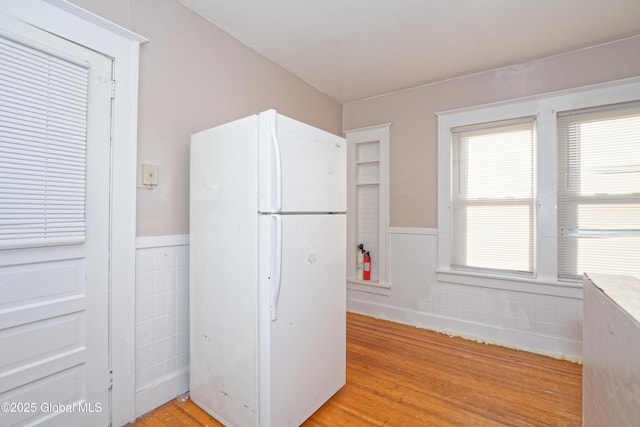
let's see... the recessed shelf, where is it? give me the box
[347,124,390,296]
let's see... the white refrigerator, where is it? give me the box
[189,109,346,426]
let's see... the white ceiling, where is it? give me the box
[179,0,640,103]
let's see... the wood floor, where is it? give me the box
[130,312,582,426]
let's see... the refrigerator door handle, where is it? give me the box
[270,214,282,321]
[271,119,282,213]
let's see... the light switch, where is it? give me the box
[142,164,158,186]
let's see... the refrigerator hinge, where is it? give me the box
[108,370,113,391]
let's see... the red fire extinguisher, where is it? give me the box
[363,251,371,281]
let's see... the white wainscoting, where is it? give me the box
[347,227,584,361]
[133,229,583,418]
[135,235,190,416]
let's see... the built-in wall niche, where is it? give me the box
[346,124,390,295]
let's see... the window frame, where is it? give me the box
[450,117,536,276]
[436,77,640,294]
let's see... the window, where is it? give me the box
[557,101,640,280]
[451,118,535,276]
[438,78,640,289]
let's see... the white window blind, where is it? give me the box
[557,101,640,281]
[0,35,89,249]
[451,117,535,275]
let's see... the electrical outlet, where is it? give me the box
[142,164,158,186]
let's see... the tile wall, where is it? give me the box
[347,228,584,360]
[132,229,583,417]
[134,235,189,416]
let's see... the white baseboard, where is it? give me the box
[347,298,582,363]
[135,370,189,417]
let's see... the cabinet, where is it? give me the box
[345,124,390,294]
[583,273,640,427]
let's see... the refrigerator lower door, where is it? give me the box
[258,213,346,426]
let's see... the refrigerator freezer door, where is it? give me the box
[259,213,346,426]
[258,110,346,214]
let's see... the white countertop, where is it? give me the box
[586,273,640,324]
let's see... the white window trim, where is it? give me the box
[436,76,640,296]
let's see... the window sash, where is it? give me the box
[451,118,535,275]
[557,101,640,281]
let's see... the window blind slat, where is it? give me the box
[0,62,89,96]
[0,150,86,166]
[1,111,87,137]
[0,37,88,79]
[0,133,85,152]
[0,83,88,113]
[0,67,90,99]
[0,88,88,113]
[0,35,89,249]
[0,131,86,151]
[0,99,87,127]
[0,174,85,186]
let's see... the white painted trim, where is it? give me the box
[135,370,189,418]
[0,2,145,424]
[435,76,640,117]
[436,269,583,298]
[347,279,391,296]
[42,0,147,43]
[388,227,437,236]
[343,122,392,134]
[347,301,582,362]
[136,234,190,249]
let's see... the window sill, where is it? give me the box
[436,268,583,298]
[347,278,391,296]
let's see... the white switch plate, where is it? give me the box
[142,164,158,185]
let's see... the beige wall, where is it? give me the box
[343,36,640,228]
[59,0,640,231]
[71,0,342,236]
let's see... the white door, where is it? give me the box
[0,15,112,427]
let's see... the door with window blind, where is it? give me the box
[0,15,112,426]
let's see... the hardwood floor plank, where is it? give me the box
[128,312,582,426]
[134,400,224,427]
